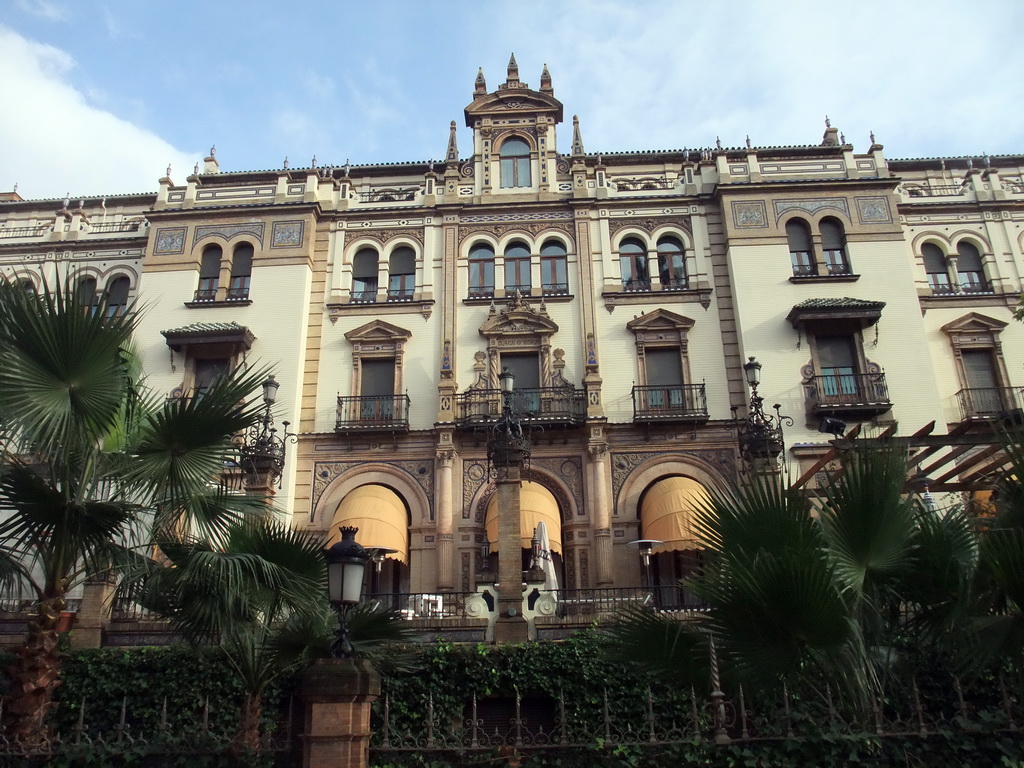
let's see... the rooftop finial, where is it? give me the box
[344,159,350,177]
[193,162,199,175]
[715,136,722,150]
[870,130,876,145]
[166,163,172,178]
[209,145,216,157]
[840,132,846,145]
[540,63,552,93]
[506,53,519,84]
[446,120,459,165]
[474,67,487,96]
[825,115,831,128]
[572,115,585,157]
[283,156,289,170]
[311,154,317,169]
[745,135,752,149]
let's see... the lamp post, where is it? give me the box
[732,357,793,470]
[487,367,532,643]
[627,539,664,591]
[238,374,297,491]
[325,526,370,659]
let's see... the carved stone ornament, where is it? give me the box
[311,460,434,521]
[459,220,574,244]
[352,227,424,246]
[607,215,692,237]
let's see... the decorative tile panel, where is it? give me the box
[855,196,892,224]
[271,221,304,248]
[731,201,767,228]
[154,227,186,255]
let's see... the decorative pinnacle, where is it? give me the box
[446,120,459,164]
[572,115,585,157]
[540,63,552,93]
[506,53,519,84]
[474,67,486,95]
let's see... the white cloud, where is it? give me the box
[0,26,200,200]
[14,0,67,22]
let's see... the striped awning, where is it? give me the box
[485,481,562,554]
[640,476,713,553]
[327,485,408,563]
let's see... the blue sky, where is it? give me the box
[2,0,1023,200]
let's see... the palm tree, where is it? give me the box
[0,278,269,741]
[132,519,412,755]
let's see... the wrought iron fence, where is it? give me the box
[366,591,480,619]
[0,695,292,761]
[455,387,586,428]
[957,386,1024,421]
[544,586,708,618]
[111,597,167,622]
[632,384,708,422]
[335,394,411,430]
[358,189,418,203]
[0,598,81,614]
[807,372,891,410]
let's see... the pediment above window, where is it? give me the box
[344,319,412,344]
[464,91,563,125]
[625,308,695,335]
[478,295,559,338]
[940,312,1008,336]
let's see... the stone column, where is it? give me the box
[493,462,529,643]
[435,450,456,591]
[299,658,381,768]
[589,444,614,586]
[70,575,117,649]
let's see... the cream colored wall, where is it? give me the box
[133,262,312,517]
[726,238,946,445]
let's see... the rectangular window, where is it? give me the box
[505,258,531,293]
[644,348,684,409]
[817,336,857,397]
[541,257,568,294]
[962,349,1002,415]
[194,358,230,398]
[360,359,396,420]
[502,353,540,414]
[469,260,494,297]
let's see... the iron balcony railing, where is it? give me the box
[336,394,411,431]
[468,285,495,299]
[956,386,1024,421]
[792,261,852,278]
[225,285,250,301]
[386,288,416,302]
[454,387,586,428]
[632,384,709,423]
[358,189,417,203]
[541,282,569,296]
[621,278,652,292]
[0,597,82,613]
[0,226,48,239]
[807,372,891,413]
[350,288,379,303]
[660,278,689,290]
[365,591,478,619]
[111,597,166,622]
[89,221,142,234]
[546,586,709,618]
[191,288,217,302]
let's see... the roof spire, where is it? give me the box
[474,67,487,96]
[572,115,585,157]
[820,116,840,147]
[540,63,552,93]
[506,53,519,85]
[446,120,459,165]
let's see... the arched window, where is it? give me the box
[922,243,952,293]
[468,243,495,298]
[388,247,416,301]
[76,276,97,310]
[499,137,531,189]
[657,236,687,289]
[619,238,649,291]
[228,243,253,300]
[504,241,531,293]
[819,218,850,275]
[786,220,814,276]
[351,248,379,303]
[104,276,130,319]
[540,240,568,295]
[196,244,222,301]
[956,242,988,293]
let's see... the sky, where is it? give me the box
[2,0,1023,201]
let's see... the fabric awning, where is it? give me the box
[485,481,562,553]
[327,485,408,563]
[640,476,713,553]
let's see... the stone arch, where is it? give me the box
[616,454,728,522]
[312,462,431,532]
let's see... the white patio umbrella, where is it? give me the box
[535,521,559,593]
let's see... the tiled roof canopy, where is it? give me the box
[161,321,255,352]
[786,297,885,328]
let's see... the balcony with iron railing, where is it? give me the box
[336,394,411,431]
[806,372,892,417]
[956,386,1024,422]
[88,221,143,235]
[357,189,418,204]
[0,225,49,239]
[191,287,218,302]
[632,384,709,423]
[455,387,586,429]
[541,282,570,296]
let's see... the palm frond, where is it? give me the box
[602,604,709,686]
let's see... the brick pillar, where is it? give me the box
[70,575,116,649]
[299,658,381,768]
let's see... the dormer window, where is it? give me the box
[499,137,531,188]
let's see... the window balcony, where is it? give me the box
[336,394,411,431]
[956,387,1024,422]
[806,372,892,417]
[621,278,652,292]
[455,387,586,430]
[225,286,250,301]
[541,282,569,296]
[349,289,379,304]
[192,288,218,302]
[386,288,416,302]
[631,384,709,423]
[468,285,495,299]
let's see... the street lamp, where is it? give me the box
[487,367,531,472]
[237,374,296,488]
[325,526,370,658]
[732,357,793,469]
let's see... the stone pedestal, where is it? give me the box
[299,658,381,768]
[494,465,529,644]
[70,576,116,649]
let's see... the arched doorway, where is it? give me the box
[328,484,409,599]
[484,481,564,588]
[639,476,712,609]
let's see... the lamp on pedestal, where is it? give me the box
[325,526,370,658]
